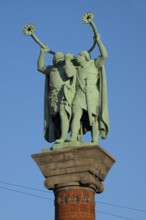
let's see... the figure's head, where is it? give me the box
[77,51,90,64]
[53,52,64,65]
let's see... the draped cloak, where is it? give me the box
[98,65,109,138]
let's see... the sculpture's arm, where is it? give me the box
[94,34,108,68]
[65,54,77,78]
[37,47,50,75]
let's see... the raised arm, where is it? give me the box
[37,46,50,74]
[94,33,108,68]
[64,54,77,78]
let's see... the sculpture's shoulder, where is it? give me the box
[81,60,97,74]
[46,65,54,71]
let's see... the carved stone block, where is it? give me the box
[32,145,116,193]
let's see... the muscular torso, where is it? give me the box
[77,60,99,87]
[73,60,100,115]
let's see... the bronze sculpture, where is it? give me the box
[23,12,109,146]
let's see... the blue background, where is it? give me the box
[0,0,146,219]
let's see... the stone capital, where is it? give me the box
[32,145,116,193]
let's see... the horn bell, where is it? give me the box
[82,12,94,24]
[23,24,35,36]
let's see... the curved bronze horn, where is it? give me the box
[23,24,55,55]
[82,12,98,53]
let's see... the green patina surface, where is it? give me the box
[24,12,109,149]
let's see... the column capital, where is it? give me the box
[32,145,116,193]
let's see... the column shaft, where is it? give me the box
[55,187,95,220]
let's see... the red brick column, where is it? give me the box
[54,187,95,220]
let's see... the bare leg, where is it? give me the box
[56,109,69,143]
[70,107,83,141]
[91,116,99,143]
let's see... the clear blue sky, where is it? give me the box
[0,0,146,219]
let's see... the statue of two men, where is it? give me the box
[37,31,109,145]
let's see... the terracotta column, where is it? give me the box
[32,145,115,220]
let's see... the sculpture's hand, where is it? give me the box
[65,53,75,61]
[40,45,50,53]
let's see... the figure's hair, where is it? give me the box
[53,52,64,64]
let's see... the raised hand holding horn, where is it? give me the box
[82,12,99,53]
[23,24,55,55]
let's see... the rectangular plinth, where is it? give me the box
[32,145,116,192]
